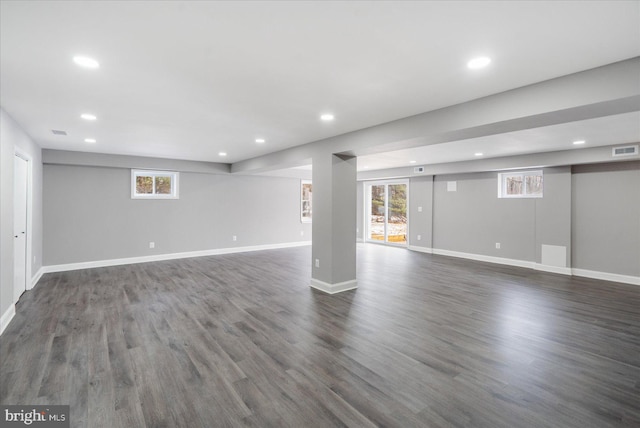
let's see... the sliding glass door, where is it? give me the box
[366,181,408,246]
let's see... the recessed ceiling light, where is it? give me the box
[84,138,96,143]
[409,160,417,164]
[218,152,227,157]
[320,113,335,121]
[573,140,586,145]
[73,56,100,69]
[255,138,265,144]
[81,113,97,121]
[467,57,491,70]
[475,152,484,156]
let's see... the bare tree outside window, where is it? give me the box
[132,170,179,199]
[155,176,172,194]
[525,175,543,195]
[505,176,523,195]
[136,176,153,194]
[301,181,312,222]
[498,171,543,198]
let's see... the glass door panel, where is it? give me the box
[388,184,407,244]
[369,185,386,241]
[366,181,408,246]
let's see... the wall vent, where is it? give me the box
[51,130,67,135]
[612,145,638,157]
[413,166,425,173]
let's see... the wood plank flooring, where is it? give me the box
[1,244,639,427]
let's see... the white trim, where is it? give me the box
[431,248,534,269]
[415,247,637,285]
[42,241,312,274]
[534,264,572,275]
[572,268,640,286]
[31,267,44,289]
[310,278,358,294]
[1,304,16,336]
[408,245,433,254]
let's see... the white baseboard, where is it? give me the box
[31,267,44,289]
[35,240,640,290]
[572,268,640,286]
[408,246,433,254]
[534,264,572,275]
[310,278,358,294]
[431,248,535,269]
[42,241,312,274]
[412,247,638,286]
[0,304,16,336]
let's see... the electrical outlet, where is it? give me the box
[418,206,423,212]
[149,242,155,249]
[300,230,304,236]
[315,259,320,268]
[495,243,501,249]
[233,235,237,241]
[417,235,422,241]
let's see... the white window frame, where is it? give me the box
[498,170,543,199]
[131,169,179,199]
[301,180,312,223]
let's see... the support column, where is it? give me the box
[310,153,357,294]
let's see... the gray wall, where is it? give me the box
[408,176,433,250]
[433,172,537,261]
[535,167,572,264]
[44,164,311,265]
[432,167,572,264]
[572,162,640,276]
[359,162,639,278]
[0,108,43,317]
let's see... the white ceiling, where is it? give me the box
[1,1,639,169]
[358,112,640,171]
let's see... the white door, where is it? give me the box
[13,155,28,302]
[366,181,409,246]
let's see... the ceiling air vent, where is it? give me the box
[414,166,425,173]
[51,130,67,136]
[612,145,639,157]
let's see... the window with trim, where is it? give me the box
[301,180,312,222]
[131,170,179,199]
[498,170,543,198]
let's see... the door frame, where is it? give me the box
[364,179,409,247]
[14,148,33,299]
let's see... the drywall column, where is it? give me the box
[310,153,357,294]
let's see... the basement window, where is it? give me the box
[498,170,543,198]
[131,170,179,199]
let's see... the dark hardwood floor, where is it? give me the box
[1,244,639,427]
